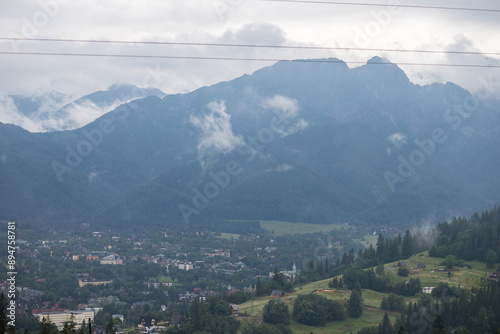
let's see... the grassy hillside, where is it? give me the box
[382,251,491,290]
[238,276,397,334]
[238,251,493,333]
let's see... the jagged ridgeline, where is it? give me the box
[1,57,499,229]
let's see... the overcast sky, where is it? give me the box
[1,0,499,98]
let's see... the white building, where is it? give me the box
[33,310,94,330]
[422,287,434,294]
[100,254,123,265]
[176,262,193,271]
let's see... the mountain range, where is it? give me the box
[1,57,499,230]
[3,84,165,132]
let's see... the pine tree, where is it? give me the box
[105,318,116,334]
[402,230,413,258]
[376,263,384,277]
[256,277,263,296]
[190,298,202,331]
[357,249,363,263]
[376,234,385,261]
[273,266,284,287]
[430,315,447,334]
[348,290,363,318]
[486,250,497,268]
[450,299,459,328]
[378,312,393,334]
[40,317,55,334]
[348,248,355,264]
[317,260,324,277]
[354,282,362,297]
[80,320,86,334]
[0,293,7,334]
[62,314,77,334]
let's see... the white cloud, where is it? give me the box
[88,171,98,181]
[56,98,131,131]
[190,100,244,160]
[0,0,499,98]
[262,95,299,119]
[276,163,293,172]
[262,95,308,136]
[0,93,43,132]
[0,92,135,132]
[219,22,286,46]
[387,132,407,148]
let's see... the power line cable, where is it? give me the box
[1,37,499,57]
[261,0,500,13]
[1,50,499,68]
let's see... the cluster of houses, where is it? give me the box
[136,304,241,334]
[397,261,426,270]
[177,286,255,302]
[71,252,124,265]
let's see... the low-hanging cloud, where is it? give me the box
[262,95,299,118]
[190,100,244,160]
[387,132,407,148]
[0,93,45,132]
[56,99,130,131]
[0,90,155,132]
[262,95,308,136]
[276,163,293,172]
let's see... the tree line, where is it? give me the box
[429,206,500,266]
[359,279,500,334]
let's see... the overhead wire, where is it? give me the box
[1,37,499,57]
[1,51,499,68]
[1,2,499,69]
[260,0,500,13]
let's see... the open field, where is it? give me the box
[238,251,493,332]
[287,311,395,334]
[238,276,397,333]
[382,252,490,290]
[359,234,379,248]
[212,232,241,239]
[259,220,347,235]
[239,292,396,334]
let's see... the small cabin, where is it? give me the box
[230,304,240,317]
[271,290,285,298]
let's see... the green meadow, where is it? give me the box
[259,220,347,235]
[238,251,494,333]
